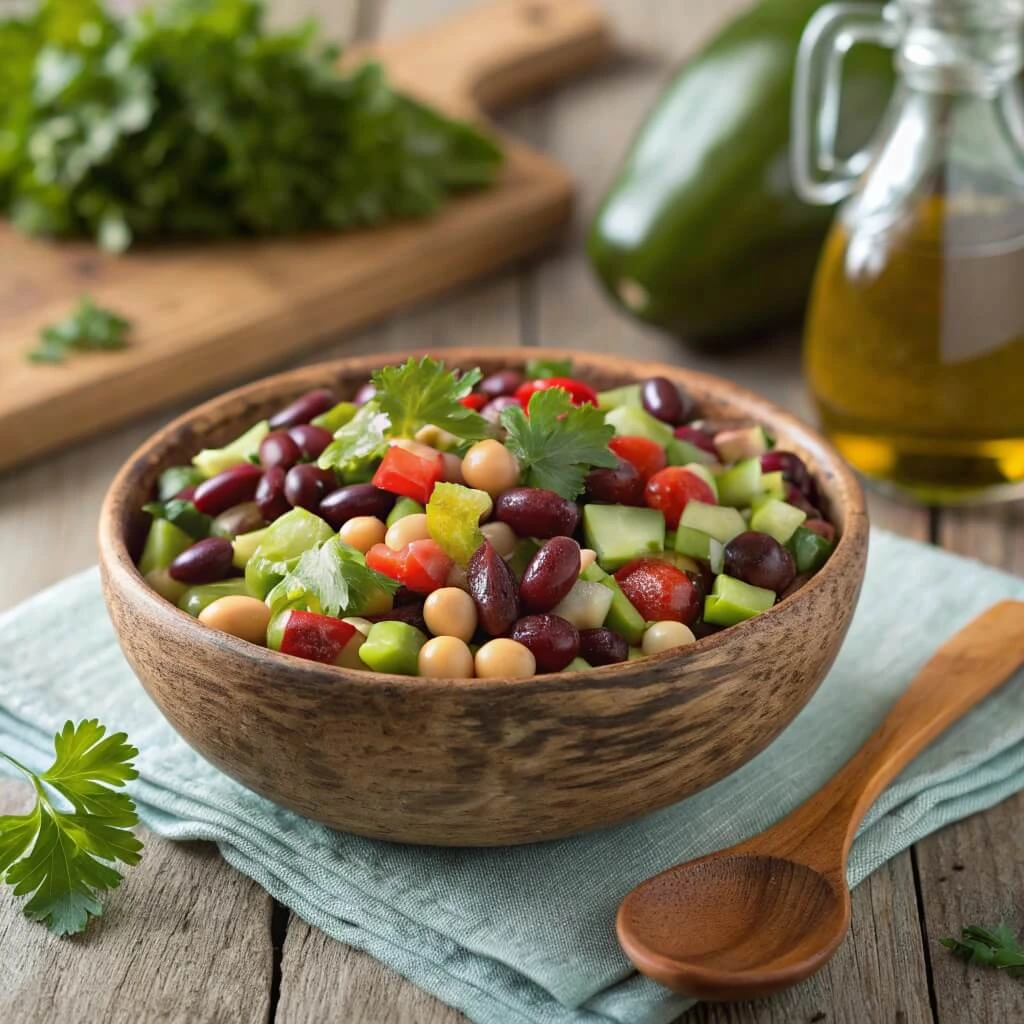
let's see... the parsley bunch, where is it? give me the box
[29,295,131,363]
[1,720,143,936]
[943,921,1024,977]
[0,0,503,251]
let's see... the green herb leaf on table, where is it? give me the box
[524,357,574,380]
[373,357,490,441]
[942,921,1024,977]
[29,295,131,364]
[501,387,617,500]
[268,536,399,618]
[143,498,212,539]
[0,720,143,936]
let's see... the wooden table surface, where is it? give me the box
[2,1,1022,1022]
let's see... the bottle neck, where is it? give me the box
[895,0,1024,94]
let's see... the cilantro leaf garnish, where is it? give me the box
[317,401,391,475]
[525,356,573,380]
[268,537,399,618]
[942,921,1024,977]
[373,357,490,440]
[29,295,131,364]
[500,387,617,499]
[0,720,143,936]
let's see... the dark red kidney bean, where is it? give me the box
[509,614,579,673]
[494,488,580,539]
[673,425,717,454]
[259,430,302,470]
[724,531,796,593]
[256,467,290,520]
[169,537,234,584]
[284,464,334,511]
[785,483,822,520]
[803,518,836,542]
[288,424,333,460]
[369,603,428,634]
[579,628,628,666]
[353,382,376,406]
[268,388,335,430]
[319,484,396,529]
[780,571,814,601]
[193,463,263,516]
[761,450,812,494]
[210,501,266,539]
[640,376,693,425]
[481,395,520,424]
[584,456,645,506]
[466,540,520,637]
[692,619,724,640]
[478,369,524,399]
[520,538,581,613]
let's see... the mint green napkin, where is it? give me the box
[1,530,1022,1024]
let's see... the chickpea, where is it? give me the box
[461,439,520,496]
[475,638,536,679]
[642,620,696,656]
[339,515,387,553]
[578,548,598,574]
[199,595,272,645]
[480,520,517,559]
[418,635,475,678]
[423,586,478,641]
[385,512,430,551]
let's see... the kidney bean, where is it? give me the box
[509,614,579,673]
[579,628,628,666]
[640,376,693,425]
[256,466,290,520]
[319,484,396,529]
[211,501,266,539]
[494,488,579,539]
[481,395,520,424]
[169,537,234,584]
[193,463,263,516]
[466,540,520,637]
[284,464,334,511]
[259,430,302,470]
[584,456,645,506]
[478,369,524,399]
[353,382,376,406]
[673,425,717,454]
[761,450,812,495]
[520,538,581,613]
[269,388,335,430]
[288,424,333,460]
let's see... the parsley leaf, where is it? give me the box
[942,921,1024,977]
[525,356,573,380]
[0,720,143,936]
[500,388,617,499]
[317,401,391,475]
[268,536,399,617]
[143,498,212,539]
[29,295,130,363]
[373,357,490,440]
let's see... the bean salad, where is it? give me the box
[137,357,837,678]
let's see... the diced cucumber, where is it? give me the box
[604,405,673,446]
[583,504,665,570]
[666,438,717,467]
[788,525,835,573]
[599,576,646,645]
[232,526,270,569]
[715,458,762,508]
[704,574,775,626]
[193,420,269,479]
[714,425,770,462]
[683,463,718,500]
[675,525,712,560]
[749,499,807,544]
[761,470,786,499]
[580,561,608,582]
[386,497,425,527]
[139,518,193,575]
[550,580,614,630]
[679,501,746,543]
[597,383,642,411]
[708,538,725,574]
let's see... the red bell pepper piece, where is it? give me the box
[278,610,358,665]
[366,539,452,595]
[372,445,445,504]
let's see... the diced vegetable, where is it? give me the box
[749,499,807,544]
[582,504,666,570]
[139,519,193,575]
[550,580,615,630]
[193,421,270,479]
[679,501,746,543]
[604,405,674,446]
[715,458,762,507]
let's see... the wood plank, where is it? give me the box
[0,780,273,1024]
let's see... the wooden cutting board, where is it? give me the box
[0,0,611,473]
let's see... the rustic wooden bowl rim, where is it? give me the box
[99,347,868,695]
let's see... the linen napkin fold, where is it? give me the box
[1,529,1022,1024]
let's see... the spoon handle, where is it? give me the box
[764,600,1024,867]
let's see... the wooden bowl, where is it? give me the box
[99,348,868,846]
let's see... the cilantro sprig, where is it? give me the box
[0,720,143,936]
[29,295,131,364]
[500,387,617,499]
[268,537,399,617]
[942,921,1024,977]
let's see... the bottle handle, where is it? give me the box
[791,2,900,206]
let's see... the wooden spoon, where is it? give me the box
[617,600,1024,1001]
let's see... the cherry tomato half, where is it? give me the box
[372,446,444,505]
[614,559,700,625]
[609,435,667,482]
[459,393,488,411]
[514,377,599,409]
[644,466,716,528]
